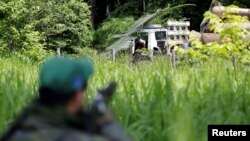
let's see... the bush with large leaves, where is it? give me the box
[93,17,135,50]
[177,6,250,65]
[0,0,92,61]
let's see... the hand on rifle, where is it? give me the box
[91,82,117,128]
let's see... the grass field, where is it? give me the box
[0,56,250,141]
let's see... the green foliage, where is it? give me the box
[146,0,169,11]
[178,6,250,64]
[0,17,52,62]
[73,47,98,58]
[14,25,53,62]
[0,58,38,131]
[0,56,250,141]
[151,4,194,26]
[110,1,142,18]
[101,0,250,31]
[0,0,92,61]
[93,17,135,50]
[32,0,93,52]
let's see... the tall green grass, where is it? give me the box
[0,56,250,141]
[0,58,38,131]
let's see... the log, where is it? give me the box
[189,32,221,44]
[212,6,250,18]
[201,0,250,32]
[189,31,250,44]
[189,30,201,42]
[201,22,250,33]
[222,23,250,29]
[201,33,221,44]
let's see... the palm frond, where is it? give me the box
[106,4,196,51]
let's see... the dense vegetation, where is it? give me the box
[0,0,92,61]
[0,56,250,141]
[178,8,250,65]
[1,0,250,56]
[90,0,250,29]
[0,0,250,141]
[91,0,250,49]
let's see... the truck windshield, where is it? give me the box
[155,31,166,40]
[138,32,148,41]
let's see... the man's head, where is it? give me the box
[38,57,93,114]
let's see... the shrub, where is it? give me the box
[93,17,135,50]
[0,0,92,60]
[178,5,250,64]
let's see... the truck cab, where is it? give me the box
[133,24,168,55]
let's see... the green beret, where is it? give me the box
[39,56,93,94]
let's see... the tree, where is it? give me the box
[0,0,92,60]
[33,0,93,53]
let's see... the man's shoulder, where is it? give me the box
[4,105,109,141]
[9,128,109,141]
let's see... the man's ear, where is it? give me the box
[76,88,84,96]
[75,89,85,105]
[66,90,85,114]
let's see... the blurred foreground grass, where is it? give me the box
[0,57,250,141]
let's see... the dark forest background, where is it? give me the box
[87,0,250,30]
[1,0,250,61]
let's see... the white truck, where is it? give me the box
[132,22,190,59]
[133,24,167,54]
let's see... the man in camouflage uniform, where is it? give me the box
[1,57,131,141]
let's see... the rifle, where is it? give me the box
[90,82,131,141]
[90,82,117,123]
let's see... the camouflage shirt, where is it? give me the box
[1,102,130,141]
